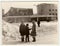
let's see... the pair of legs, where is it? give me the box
[21,35,29,42]
[25,35,29,42]
[21,35,24,42]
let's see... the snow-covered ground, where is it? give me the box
[2,21,58,45]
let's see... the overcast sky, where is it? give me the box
[2,2,58,14]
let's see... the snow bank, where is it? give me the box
[2,20,20,41]
[2,21,58,44]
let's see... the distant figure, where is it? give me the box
[19,21,26,42]
[31,21,36,42]
[37,20,40,27]
[25,24,31,42]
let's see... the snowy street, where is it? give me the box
[2,21,58,45]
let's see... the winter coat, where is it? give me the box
[19,24,26,36]
[31,23,36,36]
[25,26,31,35]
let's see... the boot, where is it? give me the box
[32,37,36,42]
[21,36,24,42]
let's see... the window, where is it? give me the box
[55,9,57,11]
[52,13,54,15]
[56,13,57,15]
[52,9,54,11]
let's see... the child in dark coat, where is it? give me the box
[25,24,31,42]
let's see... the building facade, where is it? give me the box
[3,4,58,23]
[37,3,57,21]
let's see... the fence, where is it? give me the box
[2,15,57,23]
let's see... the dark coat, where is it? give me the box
[25,26,31,35]
[19,24,26,36]
[31,23,36,36]
[37,21,40,24]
